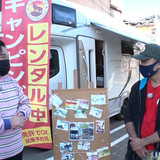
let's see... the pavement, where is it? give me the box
[23,147,53,160]
[110,118,129,160]
[23,117,128,160]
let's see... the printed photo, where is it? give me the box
[59,142,73,152]
[75,109,87,118]
[52,94,63,107]
[89,107,103,118]
[78,141,90,150]
[96,120,105,133]
[77,99,90,109]
[144,150,160,160]
[69,122,94,141]
[54,107,68,119]
[91,95,106,105]
[61,153,74,160]
[65,100,77,110]
[86,152,98,160]
[56,120,69,131]
[97,146,110,158]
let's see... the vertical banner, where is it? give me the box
[1,0,52,149]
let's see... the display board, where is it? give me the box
[51,88,111,160]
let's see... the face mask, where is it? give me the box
[0,59,10,76]
[139,60,159,77]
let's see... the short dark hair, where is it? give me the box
[0,40,6,52]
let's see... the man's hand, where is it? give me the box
[130,137,150,159]
[10,112,26,129]
[130,137,146,151]
[136,147,150,159]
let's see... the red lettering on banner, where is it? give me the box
[30,88,36,102]
[30,26,46,41]
[25,138,32,144]
[31,68,46,82]
[37,88,46,102]
[22,128,51,145]
[22,131,35,138]
[25,136,49,144]
[35,130,49,135]
[31,108,46,121]
[30,137,36,143]
[35,136,49,142]
[30,50,46,63]
[25,137,36,144]
[22,129,49,138]
[30,88,45,103]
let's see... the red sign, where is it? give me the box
[1,0,52,149]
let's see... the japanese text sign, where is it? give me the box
[1,0,52,149]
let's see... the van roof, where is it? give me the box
[55,0,152,43]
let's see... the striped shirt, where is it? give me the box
[0,75,31,159]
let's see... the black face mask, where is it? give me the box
[0,59,10,76]
[139,60,159,77]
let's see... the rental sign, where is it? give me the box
[1,0,52,149]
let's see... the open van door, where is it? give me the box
[77,36,96,88]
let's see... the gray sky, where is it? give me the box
[123,0,160,21]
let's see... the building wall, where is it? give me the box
[111,8,123,21]
[66,0,111,15]
[110,0,123,21]
[124,15,160,43]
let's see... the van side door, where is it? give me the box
[77,36,96,88]
[49,46,66,92]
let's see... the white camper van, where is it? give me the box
[0,0,151,120]
[49,0,151,119]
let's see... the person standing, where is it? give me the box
[0,40,31,160]
[124,43,160,160]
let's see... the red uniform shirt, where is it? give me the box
[141,79,160,150]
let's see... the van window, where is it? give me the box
[52,3,76,27]
[121,40,134,56]
[50,49,59,78]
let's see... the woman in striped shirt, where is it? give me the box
[0,40,31,160]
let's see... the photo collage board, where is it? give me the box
[51,88,111,160]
